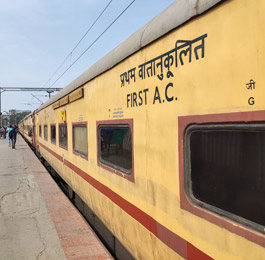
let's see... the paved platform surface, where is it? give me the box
[0,135,113,260]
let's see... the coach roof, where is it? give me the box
[36,0,222,112]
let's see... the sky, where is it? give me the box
[0,0,175,114]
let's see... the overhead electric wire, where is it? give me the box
[48,0,136,88]
[43,0,113,88]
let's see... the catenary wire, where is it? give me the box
[43,0,113,88]
[48,0,136,89]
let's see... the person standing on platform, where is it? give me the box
[12,126,18,149]
[10,126,17,149]
[6,125,13,147]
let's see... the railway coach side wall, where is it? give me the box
[21,0,265,259]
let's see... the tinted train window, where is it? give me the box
[59,124,67,148]
[73,124,87,156]
[98,125,132,175]
[51,125,56,144]
[185,124,265,230]
[39,125,42,137]
[44,125,48,141]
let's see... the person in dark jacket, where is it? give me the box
[9,125,17,149]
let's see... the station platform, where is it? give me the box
[0,135,113,260]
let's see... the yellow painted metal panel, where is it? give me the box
[59,96,69,106]
[69,88,84,103]
[30,1,265,259]
[52,101,60,109]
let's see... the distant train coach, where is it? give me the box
[19,0,265,259]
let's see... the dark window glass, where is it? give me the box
[73,124,87,156]
[51,125,56,144]
[99,125,132,175]
[59,124,67,148]
[185,124,265,230]
[44,125,48,141]
[39,125,42,137]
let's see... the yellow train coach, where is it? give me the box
[19,112,34,144]
[19,0,265,259]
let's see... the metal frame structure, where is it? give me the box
[0,87,62,126]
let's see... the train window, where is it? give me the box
[51,124,56,144]
[185,124,265,231]
[44,125,48,141]
[59,124,67,149]
[39,125,42,137]
[73,123,87,157]
[98,125,132,175]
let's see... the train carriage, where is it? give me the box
[19,112,34,145]
[20,0,265,259]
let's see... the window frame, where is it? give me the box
[178,111,265,247]
[59,123,68,150]
[39,124,42,138]
[44,124,48,141]
[184,123,265,232]
[50,123,56,145]
[96,119,134,182]
[72,122,88,159]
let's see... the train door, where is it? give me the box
[35,113,40,152]
[32,113,36,147]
